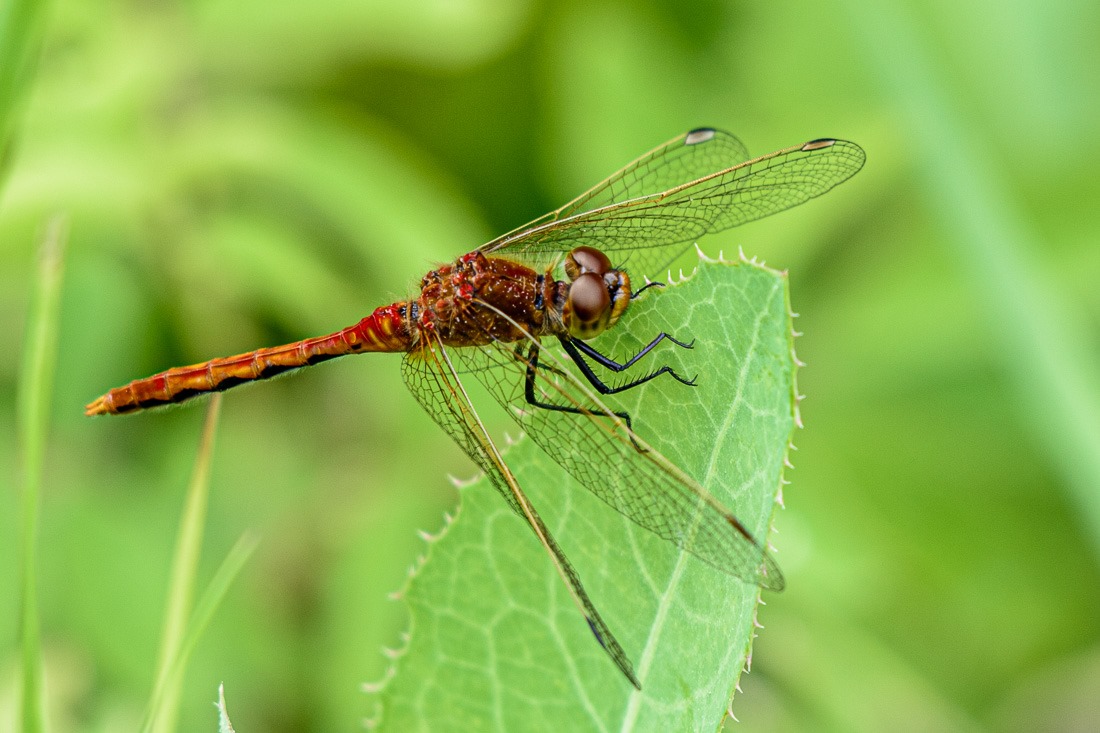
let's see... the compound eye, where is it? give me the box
[565,246,612,280]
[567,272,611,337]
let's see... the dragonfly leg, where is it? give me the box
[629,280,665,299]
[522,343,647,452]
[560,334,697,394]
[512,344,567,380]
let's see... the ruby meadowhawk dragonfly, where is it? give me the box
[87,128,864,688]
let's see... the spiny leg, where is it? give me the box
[512,343,567,380]
[521,343,648,452]
[559,334,697,396]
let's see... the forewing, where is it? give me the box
[481,129,748,260]
[452,333,784,591]
[482,130,865,281]
[400,339,641,688]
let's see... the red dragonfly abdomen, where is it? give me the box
[85,303,411,416]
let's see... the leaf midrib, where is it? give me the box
[618,275,780,730]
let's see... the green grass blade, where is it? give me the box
[372,256,796,730]
[0,0,53,170]
[143,395,223,733]
[142,529,260,733]
[15,215,67,733]
[840,0,1100,559]
[175,531,261,682]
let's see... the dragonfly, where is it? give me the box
[86,128,865,688]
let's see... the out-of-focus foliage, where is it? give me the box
[1,0,1097,731]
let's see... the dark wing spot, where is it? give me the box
[726,514,756,542]
[586,617,606,648]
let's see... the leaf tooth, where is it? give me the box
[448,471,482,489]
[362,700,383,729]
[694,242,718,263]
[361,655,396,694]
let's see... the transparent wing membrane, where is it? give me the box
[452,311,784,591]
[483,130,864,280]
[402,339,641,688]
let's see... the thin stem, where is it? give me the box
[16,215,67,733]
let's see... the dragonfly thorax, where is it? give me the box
[561,246,631,340]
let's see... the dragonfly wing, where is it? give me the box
[549,129,751,220]
[402,342,520,515]
[481,129,749,257]
[401,338,641,688]
[483,130,864,281]
[452,326,784,592]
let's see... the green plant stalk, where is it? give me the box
[144,395,223,733]
[142,531,259,733]
[15,215,67,733]
[0,0,53,178]
[841,0,1100,558]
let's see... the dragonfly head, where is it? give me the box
[562,246,631,340]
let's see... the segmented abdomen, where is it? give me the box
[85,304,410,415]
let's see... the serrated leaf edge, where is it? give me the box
[363,249,800,727]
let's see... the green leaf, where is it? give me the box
[373,256,797,730]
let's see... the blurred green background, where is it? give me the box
[2,0,1099,730]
